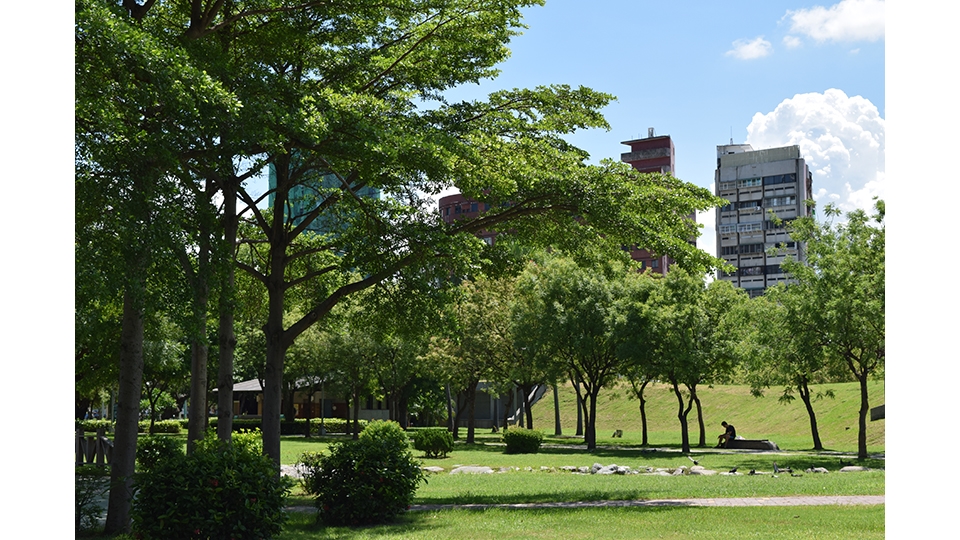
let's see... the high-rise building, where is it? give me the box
[619,128,684,274]
[267,162,380,235]
[714,143,813,297]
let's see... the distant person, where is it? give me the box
[717,421,736,448]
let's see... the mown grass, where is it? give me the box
[277,505,885,539]
[80,382,885,538]
[527,380,884,454]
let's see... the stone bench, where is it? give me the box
[725,439,779,451]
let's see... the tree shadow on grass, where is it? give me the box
[280,504,693,539]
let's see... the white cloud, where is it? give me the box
[725,37,773,60]
[785,0,885,43]
[783,35,803,48]
[746,88,885,214]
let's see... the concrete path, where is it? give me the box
[287,495,883,513]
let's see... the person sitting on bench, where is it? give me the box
[717,421,736,448]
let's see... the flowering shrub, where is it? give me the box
[131,430,290,539]
[298,420,425,526]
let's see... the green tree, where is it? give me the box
[79,1,724,481]
[731,291,839,451]
[616,271,663,447]
[515,256,630,450]
[781,200,885,459]
[646,270,746,452]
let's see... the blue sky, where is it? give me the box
[439,0,886,256]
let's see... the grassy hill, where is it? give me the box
[529,379,884,454]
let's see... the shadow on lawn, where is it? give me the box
[281,504,689,539]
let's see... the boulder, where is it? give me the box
[839,466,870,472]
[450,466,494,474]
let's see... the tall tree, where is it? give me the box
[76,1,236,531]
[731,292,839,451]
[781,200,885,460]
[646,270,745,452]
[79,0,723,476]
[516,256,631,450]
[616,271,663,447]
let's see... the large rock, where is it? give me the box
[450,466,494,474]
[839,466,870,472]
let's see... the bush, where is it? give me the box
[308,417,367,434]
[77,419,113,433]
[502,427,544,454]
[131,430,291,540]
[299,420,425,526]
[135,435,183,472]
[137,419,182,434]
[412,428,454,458]
[76,466,108,535]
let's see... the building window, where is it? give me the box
[651,259,659,269]
[762,173,797,186]
[470,202,478,212]
[765,195,797,207]
[738,178,761,188]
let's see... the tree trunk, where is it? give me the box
[522,384,534,430]
[501,391,513,432]
[261,330,286,467]
[857,370,869,460]
[465,383,478,444]
[553,384,562,436]
[217,178,239,442]
[104,285,146,534]
[797,378,824,451]
[574,381,583,437]
[585,390,599,450]
[445,384,455,435]
[672,380,691,454]
[690,384,705,447]
[634,379,650,446]
[186,338,209,453]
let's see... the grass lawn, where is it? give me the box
[78,382,885,538]
[277,505,884,539]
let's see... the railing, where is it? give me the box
[76,427,113,467]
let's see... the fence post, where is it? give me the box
[76,426,85,467]
[95,427,106,467]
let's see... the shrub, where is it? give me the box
[137,419,182,434]
[502,427,544,454]
[412,428,454,458]
[77,419,113,433]
[135,435,183,472]
[131,430,291,540]
[299,420,425,526]
[76,466,108,535]
[308,417,367,434]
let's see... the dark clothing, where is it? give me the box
[725,424,736,439]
